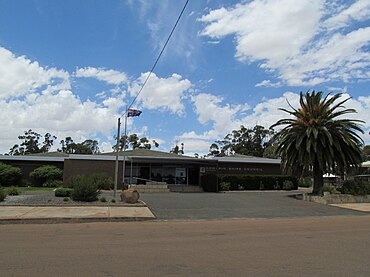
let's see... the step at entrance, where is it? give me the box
[168,185,204,193]
[129,184,170,193]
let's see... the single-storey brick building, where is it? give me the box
[0,149,282,190]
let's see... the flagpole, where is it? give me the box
[113,117,121,199]
[122,106,128,189]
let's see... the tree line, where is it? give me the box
[207,125,278,158]
[7,130,100,155]
[6,130,161,155]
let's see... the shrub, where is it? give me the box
[29,165,63,186]
[55,188,73,197]
[70,175,101,202]
[282,180,295,190]
[218,175,298,191]
[66,173,113,190]
[0,163,22,187]
[219,182,230,191]
[338,180,370,196]
[111,199,116,203]
[63,197,69,202]
[298,177,312,188]
[320,184,340,195]
[90,173,114,190]
[99,197,107,202]
[43,180,63,188]
[7,186,20,196]
[0,187,7,201]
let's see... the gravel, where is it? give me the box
[0,191,138,206]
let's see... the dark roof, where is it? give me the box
[214,156,281,164]
[228,153,255,158]
[29,151,69,157]
[101,149,194,159]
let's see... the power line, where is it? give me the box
[121,0,190,118]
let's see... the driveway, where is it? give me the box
[140,191,365,220]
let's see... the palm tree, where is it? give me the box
[271,91,364,194]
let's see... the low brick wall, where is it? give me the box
[302,193,370,204]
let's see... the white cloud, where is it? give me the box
[100,141,114,153]
[180,139,211,154]
[75,67,128,85]
[242,92,300,129]
[182,90,370,155]
[129,72,192,116]
[241,92,370,132]
[0,90,123,153]
[172,93,249,155]
[200,0,323,64]
[328,86,348,93]
[341,94,370,129]
[325,0,370,30]
[174,93,251,155]
[178,131,209,140]
[0,47,70,100]
[0,49,125,153]
[102,96,125,111]
[281,27,370,86]
[200,0,370,86]
[255,80,282,88]
[191,93,249,137]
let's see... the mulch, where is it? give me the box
[0,190,133,206]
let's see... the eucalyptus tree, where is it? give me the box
[272,91,364,194]
[8,130,56,155]
[208,125,274,157]
[113,133,159,151]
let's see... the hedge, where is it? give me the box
[338,180,370,196]
[218,174,298,191]
[0,187,7,201]
[0,163,22,187]
[55,188,73,197]
[201,174,218,192]
[29,165,63,187]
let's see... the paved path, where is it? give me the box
[331,203,370,212]
[140,191,366,220]
[0,206,155,223]
[1,216,370,276]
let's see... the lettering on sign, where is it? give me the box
[219,167,263,172]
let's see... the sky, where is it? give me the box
[0,0,369,156]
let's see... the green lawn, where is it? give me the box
[13,187,55,193]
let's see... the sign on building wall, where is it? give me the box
[200,164,280,175]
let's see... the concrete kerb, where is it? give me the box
[0,216,156,225]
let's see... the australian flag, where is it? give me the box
[127,109,142,117]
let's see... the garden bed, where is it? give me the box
[300,193,370,205]
[0,190,145,207]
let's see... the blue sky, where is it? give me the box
[0,0,369,155]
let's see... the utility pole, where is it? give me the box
[113,117,121,199]
[122,106,128,189]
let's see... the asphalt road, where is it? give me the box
[140,191,365,220]
[1,216,370,276]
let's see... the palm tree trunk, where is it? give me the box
[312,162,323,195]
